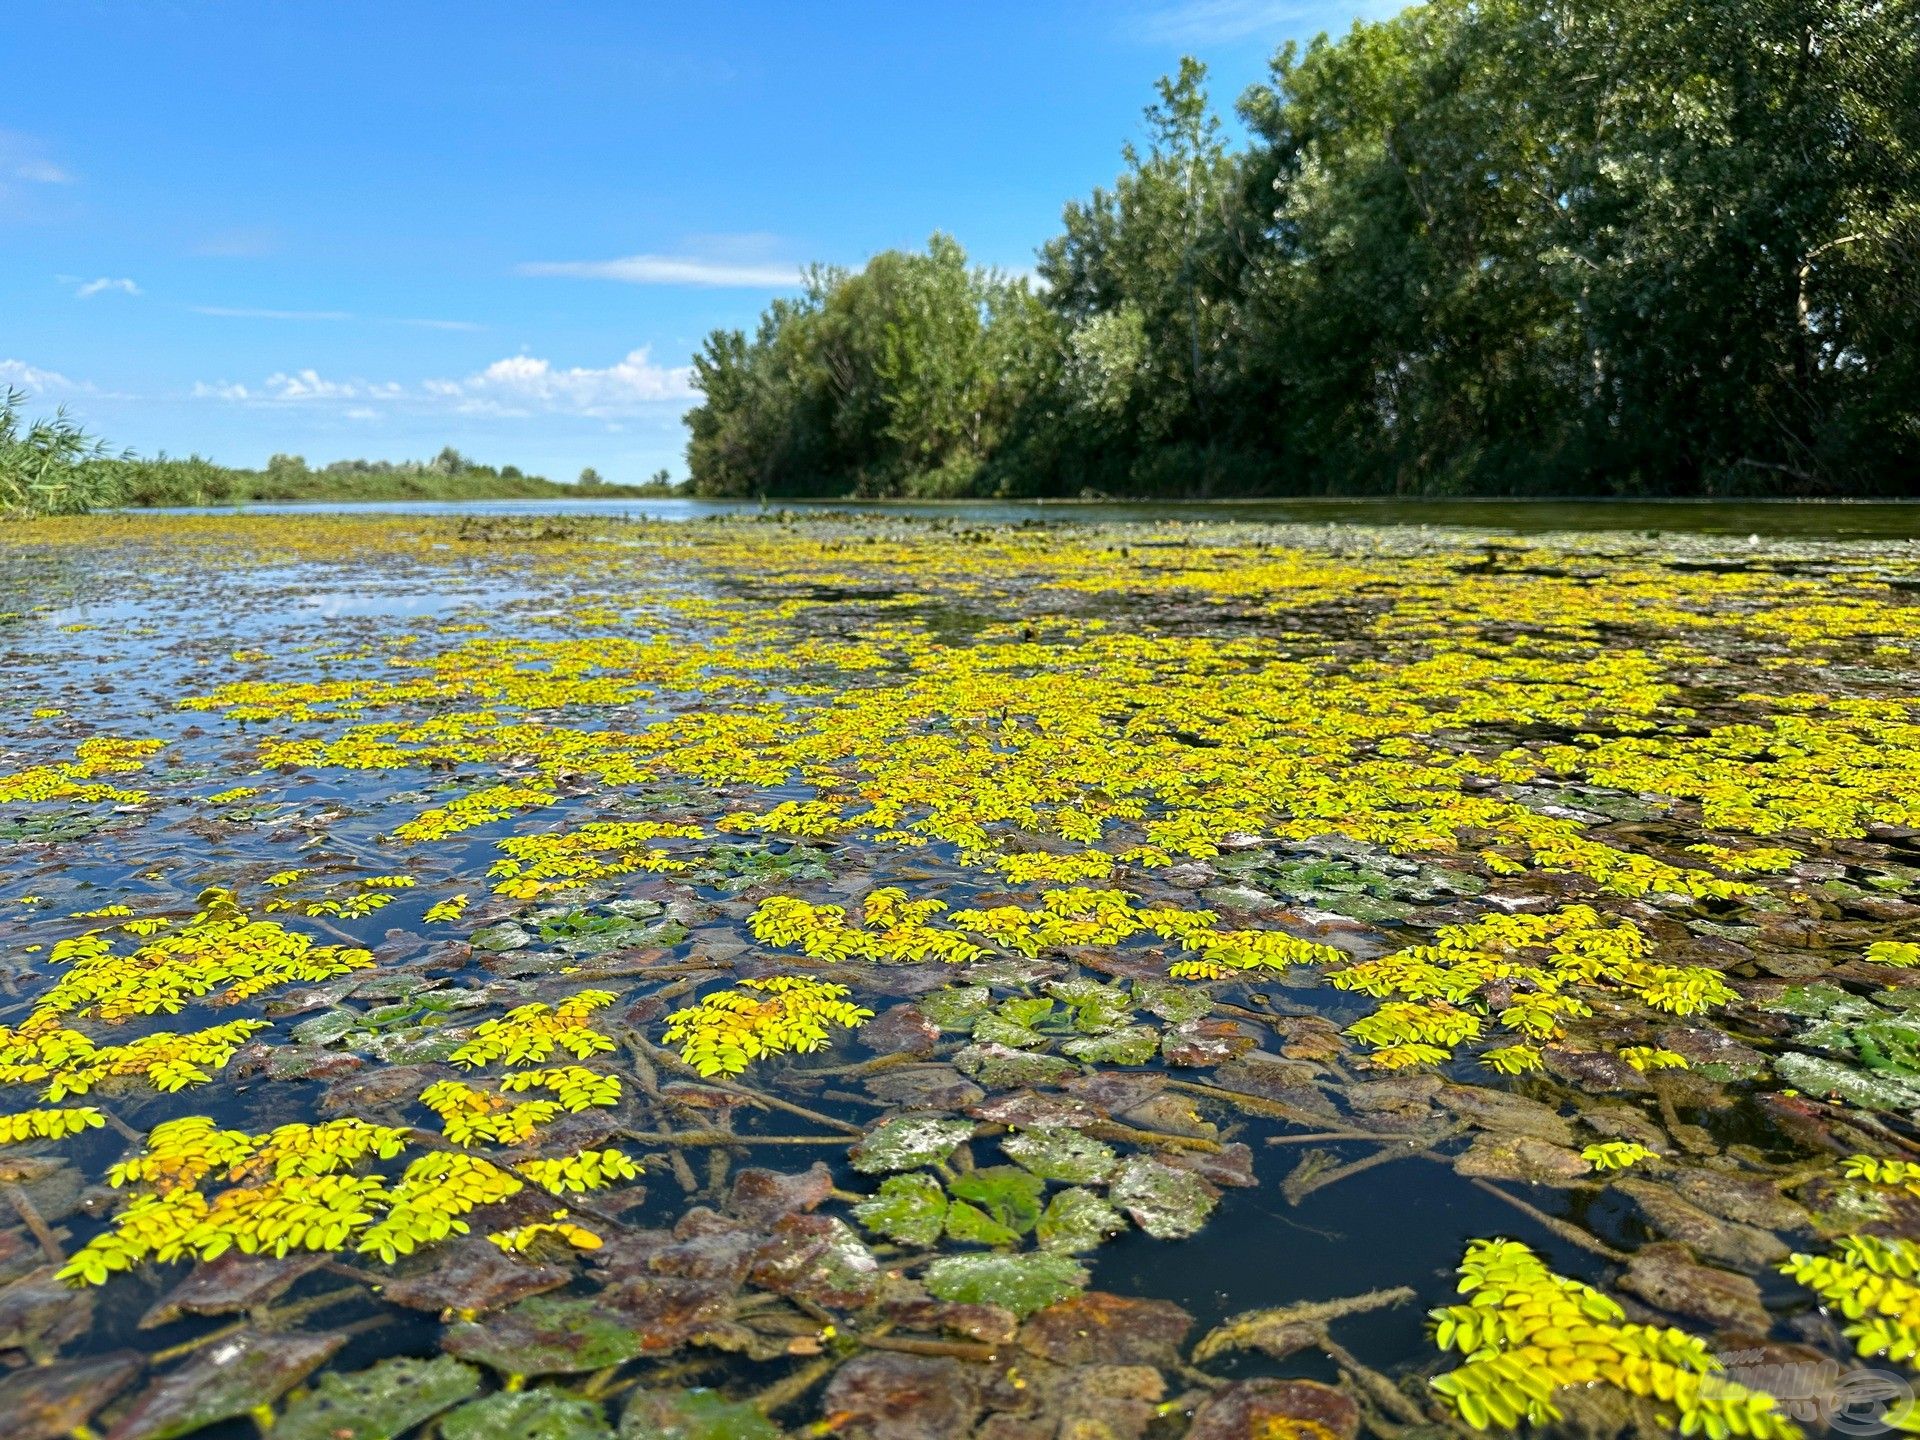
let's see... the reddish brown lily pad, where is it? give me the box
[1019,1292,1192,1368]
[729,1162,833,1223]
[139,1252,330,1328]
[0,1350,143,1440]
[820,1353,982,1440]
[0,1267,95,1361]
[378,1238,569,1315]
[1186,1379,1359,1440]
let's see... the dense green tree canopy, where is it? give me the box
[685,0,1918,498]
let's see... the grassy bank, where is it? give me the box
[105,455,671,507]
[2,395,670,514]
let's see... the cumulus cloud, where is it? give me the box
[75,277,140,299]
[519,254,803,288]
[427,349,693,415]
[0,358,82,394]
[194,348,693,418]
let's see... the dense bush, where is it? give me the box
[686,0,1920,498]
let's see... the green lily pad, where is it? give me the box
[1133,980,1214,1025]
[1001,1127,1118,1184]
[621,1389,784,1439]
[1775,1052,1920,1110]
[275,1356,482,1440]
[944,1200,1022,1246]
[1110,1156,1219,1239]
[469,922,532,953]
[953,1043,1077,1087]
[918,986,995,1030]
[948,1165,1045,1235]
[443,1390,616,1440]
[852,1173,947,1246]
[1047,979,1134,1034]
[1036,1187,1127,1253]
[972,1009,1052,1049]
[443,1295,649,1376]
[1061,1026,1159,1064]
[922,1252,1089,1318]
[849,1116,976,1174]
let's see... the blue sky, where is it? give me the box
[4,1,1382,483]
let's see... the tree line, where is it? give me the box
[685,0,1919,499]
[0,395,666,514]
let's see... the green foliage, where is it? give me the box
[1430,1238,1798,1436]
[685,2,1919,499]
[1782,1236,1920,1365]
[0,389,121,515]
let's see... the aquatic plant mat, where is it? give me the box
[2,510,1919,1439]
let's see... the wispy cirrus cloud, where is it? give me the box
[191,306,482,331]
[0,130,75,187]
[192,305,353,322]
[75,277,140,299]
[1,131,80,221]
[194,348,693,418]
[519,253,803,288]
[1125,0,1382,44]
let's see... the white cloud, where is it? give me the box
[0,131,75,187]
[520,254,803,288]
[432,349,694,415]
[0,358,81,394]
[1126,0,1365,43]
[192,306,481,331]
[14,159,74,186]
[196,348,693,419]
[75,277,140,299]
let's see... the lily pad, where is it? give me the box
[852,1173,947,1246]
[917,986,995,1030]
[443,1295,649,1376]
[1061,1025,1159,1065]
[469,922,532,953]
[952,1042,1077,1087]
[944,1200,1022,1247]
[1001,1127,1118,1184]
[922,1252,1089,1318]
[1047,978,1135,1033]
[275,1356,482,1440]
[1035,1187,1126,1253]
[1109,1156,1219,1240]
[849,1116,975,1174]
[1776,1052,1920,1110]
[1132,980,1214,1024]
[111,1331,345,1440]
[0,1351,142,1440]
[948,1165,1046,1235]
[443,1390,616,1440]
[621,1389,783,1440]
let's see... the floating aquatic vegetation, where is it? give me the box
[662,975,872,1076]
[3,510,1919,1436]
[1782,1236,1920,1365]
[1430,1239,1796,1436]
